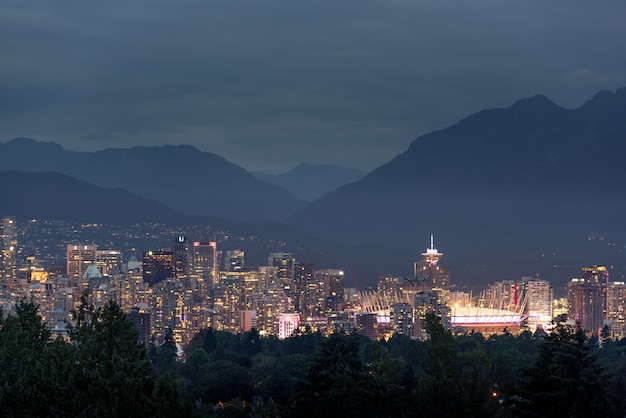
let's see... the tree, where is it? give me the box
[69,298,154,416]
[0,301,57,416]
[516,322,619,417]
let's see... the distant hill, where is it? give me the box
[0,170,192,224]
[0,140,305,222]
[288,88,626,287]
[253,163,366,201]
[0,170,417,288]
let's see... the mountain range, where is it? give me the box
[253,163,366,201]
[0,139,305,222]
[287,88,626,287]
[2,87,626,288]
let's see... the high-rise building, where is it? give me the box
[269,252,295,293]
[226,249,245,271]
[524,278,553,332]
[390,302,414,337]
[142,250,174,287]
[1,216,18,289]
[171,236,190,279]
[607,281,626,322]
[67,244,97,279]
[582,265,609,316]
[192,241,218,284]
[95,250,123,276]
[568,278,604,336]
[414,235,450,293]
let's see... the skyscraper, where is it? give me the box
[67,244,97,279]
[142,250,174,287]
[1,216,18,289]
[192,241,218,284]
[568,277,604,336]
[414,235,450,293]
[524,278,553,332]
[269,252,295,294]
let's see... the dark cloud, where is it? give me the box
[1,1,625,172]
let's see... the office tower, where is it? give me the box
[582,265,609,316]
[142,250,174,287]
[67,244,97,279]
[294,261,314,313]
[1,216,18,289]
[227,249,245,271]
[192,241,218,284]
[315,269,345,314]
[606,282,626,322]
[95,250,123,276]
[171,236,190,279]
[414,235,450,293]
[568,278,604,336]
[269,252,295,292]
[524,278,553,332]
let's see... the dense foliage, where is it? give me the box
[2,306,626,417]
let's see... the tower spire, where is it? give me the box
[422,234,442,266]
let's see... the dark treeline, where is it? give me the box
[2,301,626,418]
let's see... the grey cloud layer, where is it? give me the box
[1,0,625,172]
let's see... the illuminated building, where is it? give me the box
[582,265,609,316]
[414,235,450,294]
[269,252,295,294]
[568,278,604,336]
[607,281,626,322]
[278,312,300,339]
[192,241,218,284]
[226,249,245,271]
[523,278,553,333]
[66,244,97,279]
[239,310,257,332]
[171,236,190,279]
[414,291,449,339]
[18,255,47,285]
[142,250,174,287]
[95,250,123,276]
[357,313,379,340]
[1,216,18,289]
[390,302,414,336]
[315,269,345,314]
[293,261,313,312]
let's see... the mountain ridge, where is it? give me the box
[0,139,306,222]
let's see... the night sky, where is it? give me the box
[1,1,624,173]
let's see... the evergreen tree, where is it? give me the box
[516,323,619,417]
[69,298,154,417]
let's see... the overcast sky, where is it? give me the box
[1,1,624,173]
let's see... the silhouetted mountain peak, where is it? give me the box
[581,87,626,110]
[5,137,66,153]
[510,94,560,112]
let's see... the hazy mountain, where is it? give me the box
[253,163,367,201]
[288,88,626,287]
[0,140,305,222]
[0,170,191,224]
